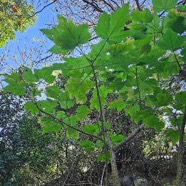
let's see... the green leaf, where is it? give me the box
[4,73,21,83]
[40,28,56,40]
[110,134,125,146]
[168,14,186,34]
[56,111,66,119]
[39,116,61,134]
[176,92,186,105]
[147,88,173,107]
[94,4,129,41]
[108,98,126,112]
[23,67,37,83]
[156,89,173,106]
[90,90,100,110]
[66,128,79,139]
[128,23,147,40]
[131,9,153,23]
[3,73,27,96]
[24,101,39,114]
[166,128,179,143]
[82,124,99,135]
[58,92,74,109]
[97,152,110,162]
[96,140,104,148]
[145,116,164,131]
[157,29,184,51]
[94,13,110,39]
[138,109,164,131]
[125,105,140,123]
[37,99,57,113]
[79,140,95,152]
[90,86,112,110]
[4,84,26,96]
[164,61,180,76]
[41,15,91,53]
[61,56,90,75]
[66,75,94,104]
[152,0,177,12]
[49,45,68,55]
[34,67,55,83]
[76,105,91,119]
[46,85,62,99]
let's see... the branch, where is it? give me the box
[140,0,147,7]
[134,0,142,11]
[135,67,142,109]
[82,0,103,13]
[109,0,120,8]
[173,52,182,70]
[33,53,53,66]
[178,0,186,5]
[33,100,104,142]
[113,123,144,152]
[102,0,115,11]
[30,0,57,18]
[89,36,98,42]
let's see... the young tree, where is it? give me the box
[2,0,186,186]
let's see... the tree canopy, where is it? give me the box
[0,0,36,47]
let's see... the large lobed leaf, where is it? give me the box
[41,16,91,54]
[94,4,129,42]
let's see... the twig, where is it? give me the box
[34,53,53,66]
[100,163,107,185]
[135,67,142,109]
[33,100,104,142]
[173,52,182,70]
[82,0,103,13]
[109,0,120,8]
[30,0,57,18]
[134,0,141,11]
[102,0,115,11]
[140,0,147,7]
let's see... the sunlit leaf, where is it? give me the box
[25,101,39,114]
[82,124,99,135]
[39,116,61,134]
[152,0,177,12]
[157,29,184,51]
[41,15,91,53]
[94,4,129,41]
[66,128,79,139]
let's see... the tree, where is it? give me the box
[0,0,36,47]
[0,91,80,185]
[2,0,186,186]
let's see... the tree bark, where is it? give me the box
[107,133,121,186]
[175,108,186,186]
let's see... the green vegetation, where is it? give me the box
[0,0,36,47]
[1,0,186,185]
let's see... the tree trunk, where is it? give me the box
[175,108,186,186]
[108,141,120,186]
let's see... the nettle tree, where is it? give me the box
[2,0,186,185]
